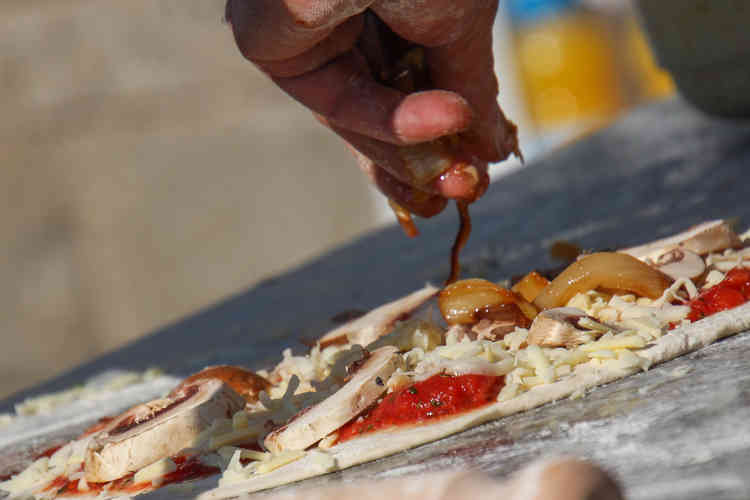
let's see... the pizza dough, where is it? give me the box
[200,302,750,499]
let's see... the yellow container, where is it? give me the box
[515,9,624,134]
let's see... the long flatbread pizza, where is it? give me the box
[2,220,749,499]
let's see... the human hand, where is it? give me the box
[225,0,520,228]
[260,458,622,500]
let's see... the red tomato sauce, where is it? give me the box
[36,444,64,460]
[156,456,219,487]
[688,268,750,322]
[78,416,115,438]
[43,455,219,496]
[42,475,71,493]
[337,373,504,443]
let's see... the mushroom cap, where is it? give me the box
[264,346,399,454]
[84,378,245,483]
[527,307,592,348]
[621,219,741,260]
[649,248,706,280]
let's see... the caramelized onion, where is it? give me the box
[476,302,532,330]
[439,278,538,325]
[170,366,270,404]
[511,271,551,303]
[388,199,419,238]
[532,252,673,310]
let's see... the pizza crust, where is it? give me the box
[317,285,438,348]
[199,302,750,499]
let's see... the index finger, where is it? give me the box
[372,0,521,162]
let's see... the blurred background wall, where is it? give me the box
[1,0,672,399]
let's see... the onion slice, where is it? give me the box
[511,271,551,303]
[439,278,538,325]
[532,252,673,310]
[169,365,270,404]
[388,199,419,238]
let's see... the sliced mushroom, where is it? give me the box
[527,307,610,348]
[471,319,516,341]
[84,378,245,483]
[470,303,533,340]
[648,248,706,280]
[169,365,270,404]
[264,346,399,454]
[620,220,742,260]
[317,285,438,348]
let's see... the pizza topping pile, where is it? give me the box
[3,220,750,499]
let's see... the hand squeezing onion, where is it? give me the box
[532,252,674,310]
[358,12,515,284]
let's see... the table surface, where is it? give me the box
[3,98,750,500]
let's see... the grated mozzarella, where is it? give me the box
[526,345,554,384]
[11,368,163,419]
[133,458,177,485]
[580,334,646,352]
[255,450,305,475]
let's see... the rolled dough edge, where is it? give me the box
[200,302,750,499]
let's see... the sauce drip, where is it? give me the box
[336,373,503,443]
[688,267,750,321]
[447,201,472,285]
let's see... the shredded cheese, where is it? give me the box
[232,410,249,430]
[526,345,554,384]
[255,450,306,475]
[580,335,646,352]
[9,237,743,497]
[9,368,163,418]
[133,458,177,485]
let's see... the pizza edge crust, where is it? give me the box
[199,301,750,499]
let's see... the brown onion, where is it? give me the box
[532,252,673,310]
[388,199,419,238]
[511,271,551,303]
[170,365,270,404]
[439,278,538,325]
[476,302,532,330]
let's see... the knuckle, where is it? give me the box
[289,0,372,30]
